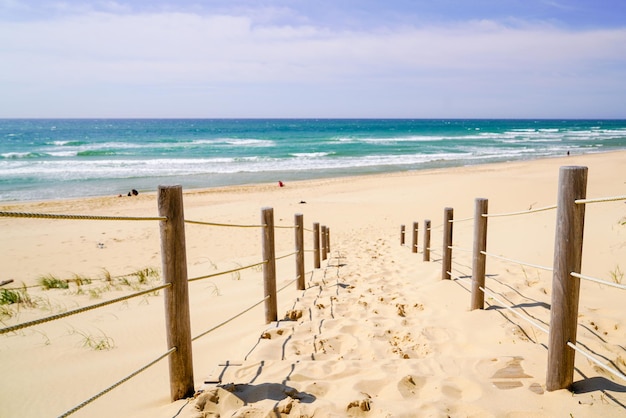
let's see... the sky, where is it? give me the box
[1,0,625,118]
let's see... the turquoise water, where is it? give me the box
[1,119,625,202]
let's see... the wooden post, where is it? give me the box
[326,227,331,255]
[412,222,419,253]
[295,213,305,290]
[423,219,431,262]
[442,208,454,280]
[400,225,406,246]
[262,208,277,324]
[471,198,488,310]
[158,185,194,401]
[313,222,321,269]
[546,166,587,391]
[321,225,327,261]
[326,226,330,254]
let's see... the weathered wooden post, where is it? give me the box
[326,227,331,255]
[546,166,587,391]
[423,219,431,262]
[471,198,488,310]
[321,225,327,261]
[400,224,406,246]
[295,213,305,290]
[313,222,321,268]
[158,185,194,401]
[262,207,277,323]
[412,222,419,253]
[442,208,454,280]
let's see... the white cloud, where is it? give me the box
[1,10,625,117]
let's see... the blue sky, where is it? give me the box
[1,0,625,118]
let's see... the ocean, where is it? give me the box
[1,119,625,202]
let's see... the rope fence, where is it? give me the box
[0,211,166,222]
[0,283,171,335]
[58,347,177,418]
[1,184,332,416]
[402,165,626,394]
[570,272,626,290]
[184,219,265,228]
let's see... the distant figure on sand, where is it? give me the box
[127,189,139,196]
[278,181,284,187]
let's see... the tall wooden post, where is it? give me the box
[295,214,305,290]
[158,185,194,401]
[326,227,331,255]
[471,198,488,310]
[262,208,277,323]
[321,225,327,261]
[400,225,406,246]
[423,219,431,262]
[442,208,454,280]
[412,222,419,253]
[313,222,321,268]
[547,166,587,391]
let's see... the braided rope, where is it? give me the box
[277,278,298,293]
[449,216,473,223]
[0,283,171,335]
[184,219,265,228]
[566,341,626,383]
[575,195,626,205]
[275,225,297,229]
[192,296,270,342]
[188,261,266,283]
[570,272,626,290]
[479,285,550,334]
[275,251,298,262]
[448,245,472,253]
[0,211,165,222]
[58,347,176,417]
[481,251,553,272]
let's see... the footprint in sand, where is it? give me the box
[346,397,372,415]
[441,376,482,401]
[397,375,425,399]
[476,356,535,391]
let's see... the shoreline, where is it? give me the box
[2,149,623,210]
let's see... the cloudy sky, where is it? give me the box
[1,0,625,118]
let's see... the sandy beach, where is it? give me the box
[1,151,625,417]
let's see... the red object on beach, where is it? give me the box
[278,181,284,187]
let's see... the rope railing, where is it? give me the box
[2,186,331,415]
[0,283,172,335]
[412,165,625,394]
[482,204,557,218]
[477,280,626,384]
[192,296,270,342]
[0,210,166,222]
[275,251,298,262]
[575,195,626,205]
[480,251,553,272]
[188,261,267,283]
[478,284,550,334]
[184,219,265,228]
[570,272,626,291]
[191,276,303,343]
[566,341,626,383]
[58,347,177,417]
[449,216,473,223]
[448,245,472,253]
